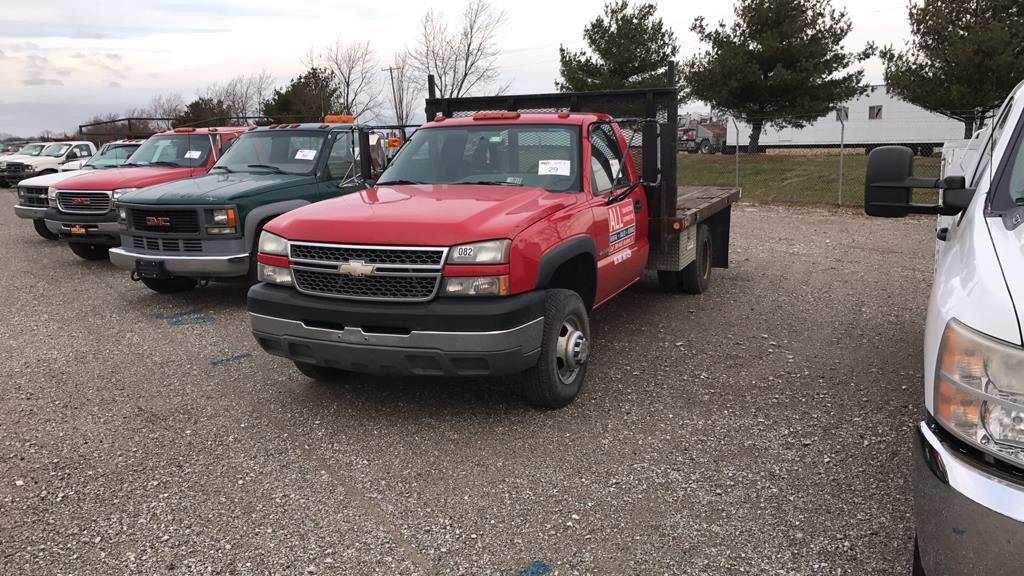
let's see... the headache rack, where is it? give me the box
[424,67,685,252]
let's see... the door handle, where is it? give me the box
[633,199,643,213]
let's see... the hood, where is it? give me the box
[123,172,312,205]
[53,166,199,191]
[16,169,91,188]
[267,184,578,246]
[1,154,36,164]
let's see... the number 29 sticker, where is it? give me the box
[608,202,636,252]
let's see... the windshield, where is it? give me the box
[18,144,45,156]
[85,143,140,169]
[125,134,212,168]
[212,130,330,175]
[42,143,71,157]
[378,124,581,192]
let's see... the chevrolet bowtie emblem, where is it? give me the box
[338,259,375,277]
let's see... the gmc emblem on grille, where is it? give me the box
[145,216,171,227]
[70,197,91,205]
[338,260,375,277]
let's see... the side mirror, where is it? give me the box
[865,146,915,217]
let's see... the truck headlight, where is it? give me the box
[441,275,510,296]
[47,186,58,204]
[112,187,139,201]
[257,263,292,286]
[258,231,289,256]
[935,319,1024,467]
[447,239,511,264]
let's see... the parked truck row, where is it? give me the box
[10,77,739,409]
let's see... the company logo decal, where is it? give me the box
[608,202,636,252]
[145,216,171,227]
[338,259,375,277]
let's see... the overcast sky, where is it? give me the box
[0,0,910,137]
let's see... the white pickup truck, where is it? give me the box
[864,81,1024,575]
[13,139,143,240]
[0,141,97,187]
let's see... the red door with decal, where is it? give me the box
[587,122,649,306]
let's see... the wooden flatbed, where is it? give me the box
[675,186,742,229]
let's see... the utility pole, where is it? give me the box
[382,65,400,127]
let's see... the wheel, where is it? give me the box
[699,139,712,154]
[140,277,197,294]
[32,219,57,240]
[521,289,590,409]
[294,361,348,382]
[658,224,712,294]
[913,536,926,576]
[68,242,109,261]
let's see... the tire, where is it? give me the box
[699,139,712,154]
[32,219,58,240]
[294,361,348,382]
[913,536,926,576]
[140,277,197,294]
[521,289,590,409]
[658,224,712,294]
[68,242,110,261]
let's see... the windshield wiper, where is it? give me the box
[151,161,182,168]
[210,166,234,173]
[247,164,286,174]
[120,162,141,167]
[458,180,522,186]
[376,179,425,185]
[606,181,642,205]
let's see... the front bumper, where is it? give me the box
[247,283,546,377]
[14,204,46,219]
[913,420,1024,575]
[45,208,120,244]
[109,247,250,278]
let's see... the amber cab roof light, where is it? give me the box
[173,127,196,133]
[472,112,521,120]
[323,114,355,124]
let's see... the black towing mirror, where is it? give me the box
[864,146,975,218]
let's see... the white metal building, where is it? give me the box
[729,85,965,154]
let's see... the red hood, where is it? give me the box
[54,166,202,191]
[267,184,578,246]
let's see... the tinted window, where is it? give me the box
[378,124,581,192]
[213,131,328,176]
[127,134,213,168]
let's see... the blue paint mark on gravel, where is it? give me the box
[514,561,551,576]
[152,308,216,326]
[210,352,253,367]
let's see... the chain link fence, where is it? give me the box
[677,111,973,206]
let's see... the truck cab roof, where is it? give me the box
[426,111,614,128]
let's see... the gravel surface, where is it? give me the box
[0,193,935,575]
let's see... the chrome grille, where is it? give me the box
[3,162,27,174]
[288,242,447,302]
[131,236,203,253]
[56,190,112,214]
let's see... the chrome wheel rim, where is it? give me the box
[555,315,588,385]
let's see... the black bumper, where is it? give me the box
[247,283,546,333]
[246,284,547,376]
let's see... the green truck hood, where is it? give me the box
[123,172,313,204]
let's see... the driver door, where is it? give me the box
[319,131,363,199]
[588,122,649,304]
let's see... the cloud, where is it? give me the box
[54,66,73,76]
[105,53,123,62]
[70,52,87,59]
[108,81,123,88]
[23,77,63,86]
[0,49,6,59]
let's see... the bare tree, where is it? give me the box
[385,52,420,128]
[197,71,276,122]
[409,0,508,99]
[147,93,184,129]
[314,40,382,120]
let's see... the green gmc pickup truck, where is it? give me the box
[109,117,387,293]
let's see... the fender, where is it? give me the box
[534,236,597,289]
[243,200,311,247]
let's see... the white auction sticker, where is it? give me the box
[295,149,317,160]
[183,150,202,159]
[538,159,571,176]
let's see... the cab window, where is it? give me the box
[589,123,625,195]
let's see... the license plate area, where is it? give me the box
[135,259,169,279]
[69,225,87,235]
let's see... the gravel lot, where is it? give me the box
[0,192,935,575]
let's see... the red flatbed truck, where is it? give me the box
[246,77,740,408]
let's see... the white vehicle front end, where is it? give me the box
[866,82,1024,574]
